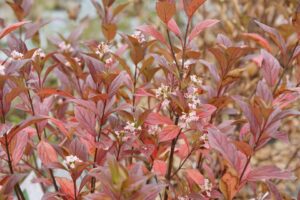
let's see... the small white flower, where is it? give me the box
[105,57,114,66]
[155,84,170,99]
[124,121,141,134]
[64,61,71,67]
[179,111,199,129]
[201,178,213,197]
[58,41,74,53]
[148,125,161,136]
[0,64,5,75]
[96,42,109,57]
[64,155,82,169]
[161,99,170,109]
[190,75,202,85]
[32,48,45,60]
[10,50,24,60]
[131,30,146,43]
[74,57,81,65]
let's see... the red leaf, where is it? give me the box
[183,0,206,18]
[145,113,173,125]
[261,49,281,87]
[108,71,126,98]
[2,174,26,195]
[185,169,204,185]
[12,132,28,166]
[70,138,88,162]
[254,20,286,54]
[158,125,180,142]
[37,141,58,165]
[57,177,74,198]
[156,0,176,23]
[37,88,74,99]
[242,33,271,52]
[74,105,96,136]
[189,19,219,42]
[153,160,167,176]
[0,21,30,39]
[246,165,295,181]
[137,25,166,44]
[207,127,239,168]
[197,104,216,118]
[167,19,181,37]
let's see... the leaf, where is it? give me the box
[197,104,216,118]
[158,125,180,142]
[70,138,88,162]
[12,132,28,166]
[185,169,204,185]
[144,112,173,125]
[241,33,271,52]
[261,49,281,87]
[188,19,219,42]
[167,18,181,37]
[137,25,166,44]
[108,71,126,98]
[232,141,253,156]
[74,105,96,136]
[2,174,26,195]
[102,23,117,41]
[183,0,206,18]
[156,0,176,23]
[0,21,30,39]
[219,167,239,200]
[37,140,58,165]
[216,34,232,48]
[207,127,238,168]
[37,88,74,99]
[254,20,286,54]
[246,165,295,181]
[266,181,282,200]
[57,177,74,198]
[153,160,167,176]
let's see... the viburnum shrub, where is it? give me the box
[0,0,300,199]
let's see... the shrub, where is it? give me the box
[0,0,300,199]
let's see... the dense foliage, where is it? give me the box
[0,0,300,199]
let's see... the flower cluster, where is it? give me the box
[63,155,82,169]
[58,41,74,53]
[10,50,24,60]
[131,30,146,43]
[178,111,199,129]
[185,87,201,109]
[32,48,46,60]
[202,179,213,197]
[0,64,5,75]
[96,42,109,57]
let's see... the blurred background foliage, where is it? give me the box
[1,0,300,198]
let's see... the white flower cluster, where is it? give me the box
[155,84,171,109]
[155,84,170,99]
[10,50,24,60]
[96,42,109,57]
[131,30,146,43]
[58,41,74,53]
[124,121,142,133]
[63,155,82,169]
[148,125,161,136]
[178,111,199,129]
[105,57,114,66]
[32,48,46,60]
[202,179,213,197]
[190,75,202,86]
[0,64,5,75]
[185,87,201,109]
[200,134,209,149]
